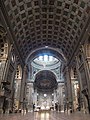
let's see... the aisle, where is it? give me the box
[0,111,90,120]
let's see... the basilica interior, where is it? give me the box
[0,0,90,119]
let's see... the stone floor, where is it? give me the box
[0,111,90,120]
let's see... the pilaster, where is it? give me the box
[20,65,28,110]
[63,67,73,112]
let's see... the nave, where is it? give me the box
[0,0,90,117]
[0,111,90,120]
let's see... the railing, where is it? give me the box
[0,62,5,96]
[1,45,12,82]
[0,45,12,97]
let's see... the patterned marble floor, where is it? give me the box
[0,111,90,120]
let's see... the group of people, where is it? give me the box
[55,103,61,111]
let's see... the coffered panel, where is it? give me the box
[4,0,90,61]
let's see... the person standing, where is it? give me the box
[33,104,35,111]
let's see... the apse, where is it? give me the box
[34,70,58,92]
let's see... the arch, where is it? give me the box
[25,47,67,65]
[34,70,58,91]
[33,69,58,82]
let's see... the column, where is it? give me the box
[27,83,34,111]
[28,62,32,80]
[58,84,63,111]
[20,65,27,110]
[54,89,57,110]
[64,67,73,112]
[81,45,90,113]
[34,89,37,108]
[76,56,83,112]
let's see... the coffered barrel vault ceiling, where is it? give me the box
[3,0,90,62]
